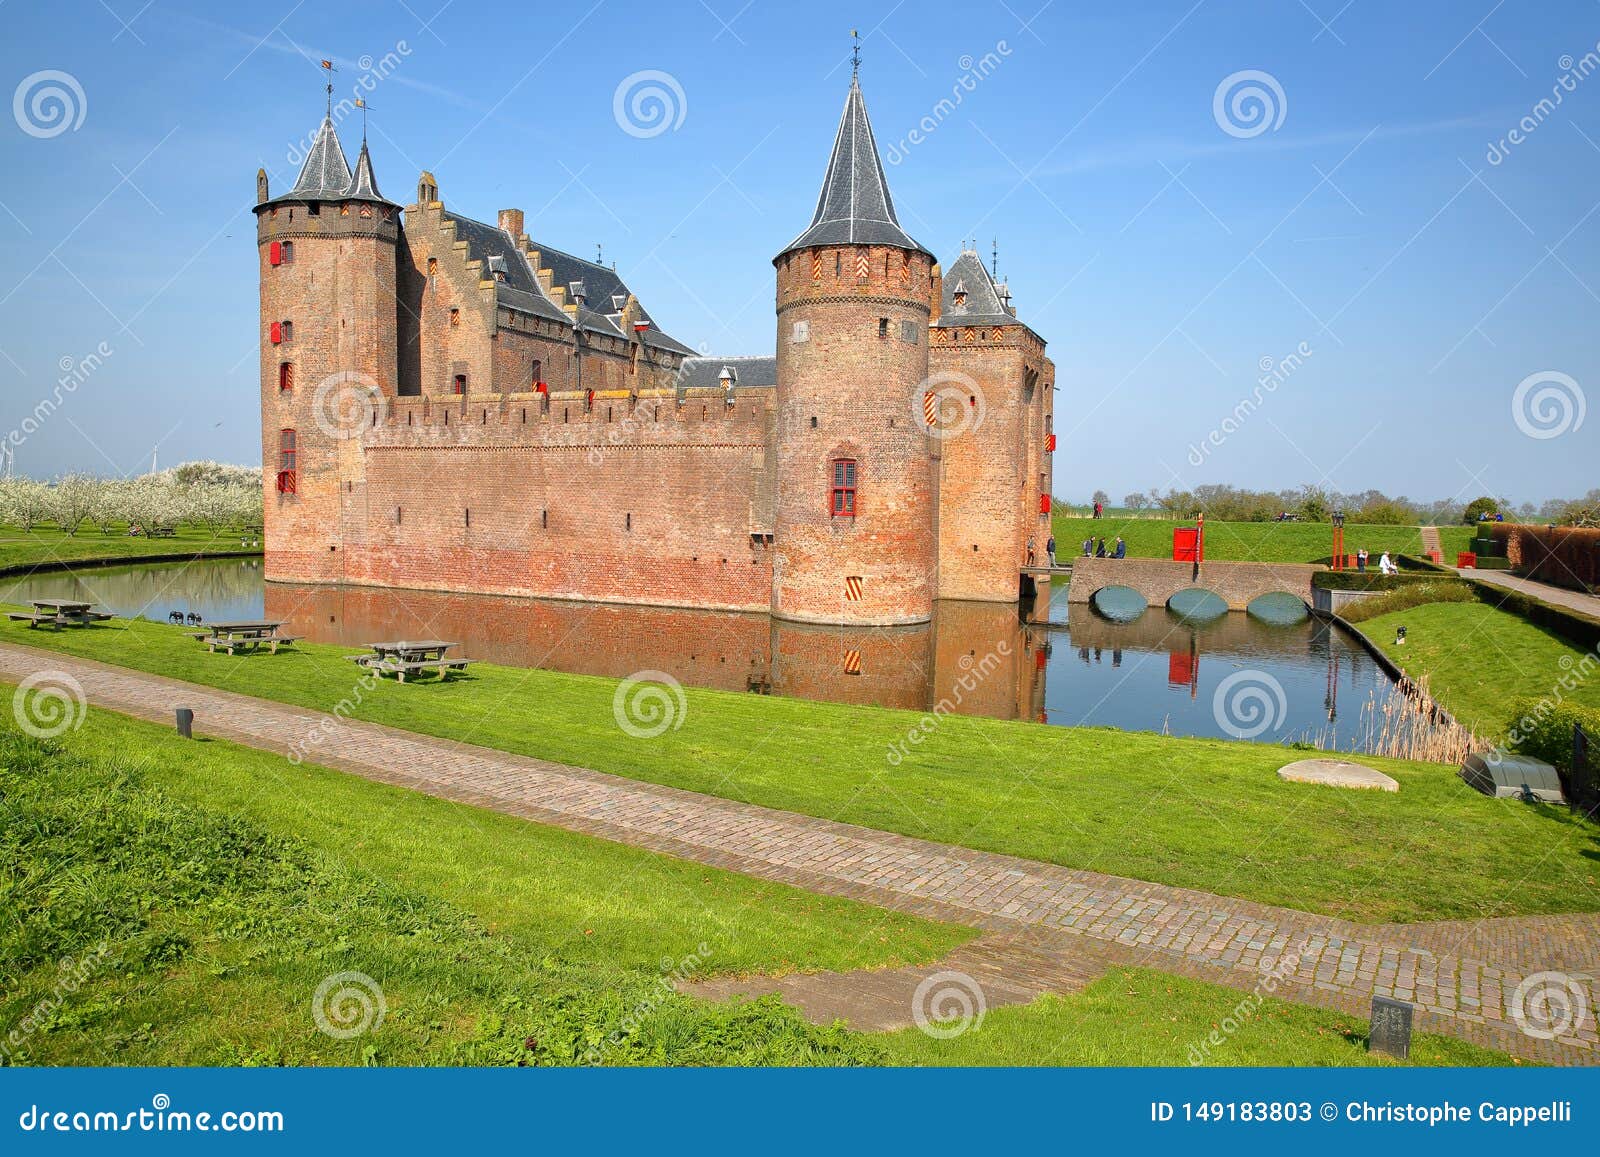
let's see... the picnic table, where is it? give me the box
[347,640,475,683]
[6,598,115,629]
[191,620,302,655]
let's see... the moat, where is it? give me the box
[4,558,1406,750]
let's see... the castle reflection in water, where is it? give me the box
[265,583,1053,722]
[2,558,1398,744]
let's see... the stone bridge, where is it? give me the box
[1065,556,1323,612]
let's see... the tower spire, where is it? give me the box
[851,28,860,77]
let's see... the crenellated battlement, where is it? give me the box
[368,387,774,451]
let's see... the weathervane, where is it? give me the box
[991,237,999,280]
[851,28,860,76]
[320,58,336,118]
[355,97,373,142]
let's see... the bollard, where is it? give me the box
[176,708,193,739]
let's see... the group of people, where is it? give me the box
[1025,533,1124,567]
[1354,548,1398,575]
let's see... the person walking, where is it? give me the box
[1356,548,1368,572]
[1026,536,1037,566]
[1046,534,1057,568]
[1113,535,1126,559]
[1082,537,1093,557]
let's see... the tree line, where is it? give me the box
[0,463,263,536]
[1071,484,1599,526]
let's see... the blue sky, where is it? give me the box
[1,0,1595,506]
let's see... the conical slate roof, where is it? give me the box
[778,77,931,258]
[287,116,353,200]
[343,139,396,205]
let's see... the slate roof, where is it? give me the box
[778,77,932,259]
[286,117,352,200]
[343,140,396,205]
[677,355,777,389]
[935,249,1024,329]
[439,208,696,355]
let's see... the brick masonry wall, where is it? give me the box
[257,198,399,586]
[930,329,1054,602]
[1067,556,1323,611]
[771,245,937,625]
[333,391,777,610]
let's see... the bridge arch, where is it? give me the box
[1089,585,1148,622]
[1167,588,1228,621]
[1067,556,1321,613]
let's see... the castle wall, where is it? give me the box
[333,390,777,610]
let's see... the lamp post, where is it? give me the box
[1331,510,1346,572]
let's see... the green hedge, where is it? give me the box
[1507,699,1600,771]
[1339,580,1476,623]
[1312,571,1437,592]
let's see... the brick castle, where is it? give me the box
[255,72,1054,625]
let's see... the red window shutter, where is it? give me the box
[269,321,282,344]
[269,241,282,266]
[275,470,296,494]
[1040,494,1052,514]
[1046,433,1056,452]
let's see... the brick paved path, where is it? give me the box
[2,642,1594,1064]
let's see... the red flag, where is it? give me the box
[320,59,333,69]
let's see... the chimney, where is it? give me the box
[498,208,524,238]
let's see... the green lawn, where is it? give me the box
[1360,600,1600,740]
[1053,516,1473,564]
[5,611,1597,924]
[0,709,1516,1067]
[0,523,256,573]
[879,968,1512,1067]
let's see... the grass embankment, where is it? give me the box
[1360,600,1600,740]
[0,524,255,574]
[879,970,1509,1067]
[1052,517,1472,564]
[0,712,1513,1066]
[4,613,1597,924]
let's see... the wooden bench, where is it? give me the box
[349,652,475,683]
[202,634,302,656]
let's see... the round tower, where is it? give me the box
[253,116,399,583]
[771,75,938,625]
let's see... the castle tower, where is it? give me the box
[929,248,1054,602]
[771,73,938,625]
[254,115,400,583]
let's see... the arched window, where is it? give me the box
[830,458,857,517]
